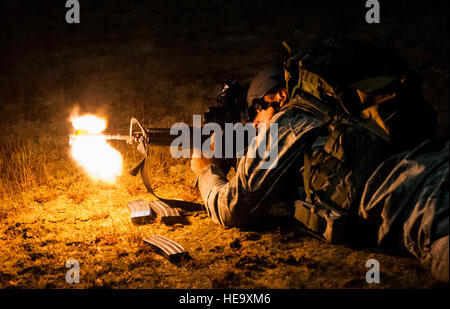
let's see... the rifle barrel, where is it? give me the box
[69,133,131,146]
[146,127,214,146]
[102,134,131,141]
[146,128,174,146]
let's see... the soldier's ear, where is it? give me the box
[278,89,288,107]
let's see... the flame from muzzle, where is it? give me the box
[70,115,123,183]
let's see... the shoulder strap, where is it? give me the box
[303,150,313,203]
[281,91,335,124]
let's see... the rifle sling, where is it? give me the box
[139,158,155,195]
[128,138,156,196]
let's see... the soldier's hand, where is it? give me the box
[191,156,218,176]
[191,132,221,176]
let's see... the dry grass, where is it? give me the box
[0,0,448,289]
[0,114,445,289]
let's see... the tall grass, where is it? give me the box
[0,0,447,203]
[0,117,82,202]
[0,138,49,198]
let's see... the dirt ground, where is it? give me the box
[0,0,448,289]
[0,166,445,289]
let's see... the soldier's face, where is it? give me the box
[252,105,276,129]
[252,89,288,128]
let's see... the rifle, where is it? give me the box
[69,81,248,194]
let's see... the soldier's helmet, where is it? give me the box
[246,64,285,114]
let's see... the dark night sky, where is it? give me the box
[0,0,448,136]
[1,1,448,62]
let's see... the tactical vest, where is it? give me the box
[282,39,437,242]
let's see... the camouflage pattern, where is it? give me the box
[359,140,449,282]
[197,105,323,227]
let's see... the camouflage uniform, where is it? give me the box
[360,140,449,283]
[197,105,449,282]
[197,105,322,227]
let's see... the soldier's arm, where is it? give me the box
[196,111,321,227]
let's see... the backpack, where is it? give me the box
[282,38,437,242]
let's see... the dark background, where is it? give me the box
[0,0,448,290]
[0,0,448,136]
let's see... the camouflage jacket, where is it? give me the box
[197,106,322,227]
